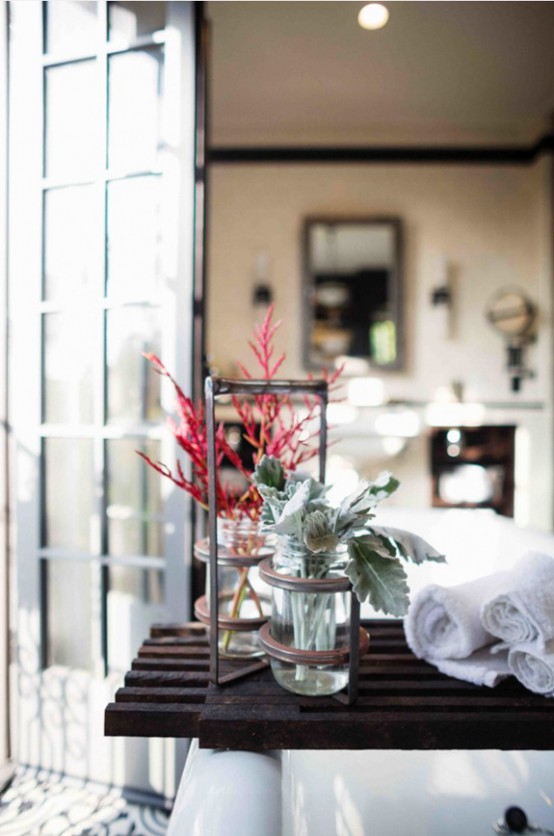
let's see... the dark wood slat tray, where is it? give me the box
[104,620,554,750]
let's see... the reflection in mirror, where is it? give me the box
[304,219,402,370]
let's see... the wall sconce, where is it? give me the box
[430,259,454,339]
[485,288,537,392]
[252,283,273,307]
[252,250,273,311]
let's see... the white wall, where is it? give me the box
[207,159,553,529]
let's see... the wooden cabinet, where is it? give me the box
[430,425,516,517]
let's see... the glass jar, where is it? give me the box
[259,537,353,696]
[194,517,273,659]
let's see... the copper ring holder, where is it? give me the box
[195,538,273,569]
[194,595,270,632]
[194,537,273,633]
[258,556,352,592]
[258,622,369,667]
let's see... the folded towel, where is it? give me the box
[481,552,554,652]
[431,646,511,688]
[508,640,554,697]
[405,572,509,661]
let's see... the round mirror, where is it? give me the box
[486,289,536,339]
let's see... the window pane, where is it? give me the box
[44,186,98,301]
[45,60,100,180]
[109,564,164,605]
[44,438,95,551]
[106,176,162,301]
[45,1,98,56]
[106,307,162,424]
[108,2,167,43]
[107,518,163,557]
[43,312,95,424]
[107,564,165,672]
[106,439,163,557]
[46,559,93,671]
[108,48,163,172]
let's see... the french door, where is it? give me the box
[8,0,202,797]
[1,0,11,790]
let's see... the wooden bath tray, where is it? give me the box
[104,620,554,750]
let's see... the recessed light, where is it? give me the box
[358,3,390,30]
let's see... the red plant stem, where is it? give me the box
[140,305,343,519]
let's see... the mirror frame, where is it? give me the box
[301,216,404,372]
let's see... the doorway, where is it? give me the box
[7,0,203,798]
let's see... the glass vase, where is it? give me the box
[194,517,273,659]
[258,537,354,696]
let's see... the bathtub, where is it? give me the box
[168,509,554,835]
[168,745,554,835]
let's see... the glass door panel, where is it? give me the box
[106,438,164,558]
[43,438,95,551]
[45,558,95,670]
[107,565,165,673]
[45,60,101,180]
[108,2,167,43]
[106,176,162,300]
[44,1,98,56]
[106,306,162,424]
[43,186,98,301]
[43,312,96,424]
[107,47,163,172]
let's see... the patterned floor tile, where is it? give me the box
[0,767,170,835]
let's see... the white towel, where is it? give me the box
[429,646,511,688]
[404,573,514,687]
[508,640,554,697]
[405,573,509,660]
[481,551,554,652]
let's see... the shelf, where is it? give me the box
[104,620,554,750]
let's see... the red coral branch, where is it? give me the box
[139,305,341,519]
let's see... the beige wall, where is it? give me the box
[207,158,553,529]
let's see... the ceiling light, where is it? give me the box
[358,3,389,30]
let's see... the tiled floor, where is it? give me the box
[0,767,170,835]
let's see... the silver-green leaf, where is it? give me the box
[346,537,410,615]
[253,455,286,491]
[273,479,311,540]
[303,510,340,553]
[370,526,446,565]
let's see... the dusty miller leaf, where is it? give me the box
[368,471,401,500]
[253,455,286,491]
[334,473,399,534]
[257,485,286,527]
[346,537,410,615]
[303,510,340,553]
[273,479,311,540]
[370,526,446,565]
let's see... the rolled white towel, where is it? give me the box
[508,640,554,697]
[481,551,554,652]
[405,572,509,661]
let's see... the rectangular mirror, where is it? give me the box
[303,217,403,370]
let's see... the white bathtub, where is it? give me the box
[169,745,554,835]
[168,510,554,835]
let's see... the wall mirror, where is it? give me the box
[303,218,402,370]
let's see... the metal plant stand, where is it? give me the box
[204,375,363,702]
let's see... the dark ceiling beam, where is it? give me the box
[209,133,554,165]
